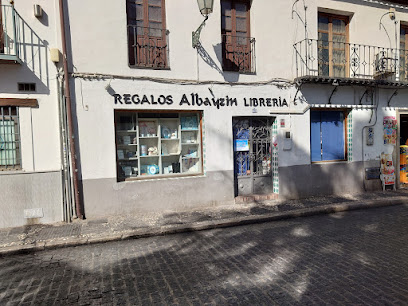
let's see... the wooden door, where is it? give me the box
[221,0,251,72]
[127,0,167,68]
[318,13,349,78]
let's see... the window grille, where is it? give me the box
[0,106,21,170]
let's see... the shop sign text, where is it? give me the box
[113,93,289,109]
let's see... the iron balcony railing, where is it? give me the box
[222,34,256,73]
[294,38,408,82]
[127,25,169,69]
[0,4,22,63]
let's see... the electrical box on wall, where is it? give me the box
[366,127,374,146]
[283,131,292,150]
[50,48,60,63]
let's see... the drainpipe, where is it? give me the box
[361,87,379,192]
[58,0,84,219]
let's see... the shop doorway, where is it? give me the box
[399,114,408,186]
[233,117,273,196]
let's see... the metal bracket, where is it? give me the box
[192,16,208,48]
[387,89,398,107]
[359,88,370,105]
[328,85,338,104]
[292,82,302,105]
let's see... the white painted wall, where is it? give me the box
[74,78,302,180]
[0,1,64,228]
[0,0,62,172]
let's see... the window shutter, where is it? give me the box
[321,111,345,161]
[310,111,322,162]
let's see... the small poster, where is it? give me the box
[235,139,249,151]
[383,116,397,145]
[381,153,395,185]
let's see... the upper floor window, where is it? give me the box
[318,13,349,78]
[0,0,4,54]
[126,0,169,69]
[221,0,255,73]
[400,24,408,82]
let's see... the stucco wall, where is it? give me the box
[0,1,64,228]
[0,171,63,228]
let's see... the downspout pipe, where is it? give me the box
[361,87,379,192]
[58,0,84,219]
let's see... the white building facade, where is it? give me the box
[0,0,68,228]
[2,0,408,227]
[63,0,408,219]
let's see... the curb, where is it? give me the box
[0,198,406,257]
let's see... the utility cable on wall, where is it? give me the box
[70,72,294,88]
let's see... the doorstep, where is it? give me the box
[235,193,278,204]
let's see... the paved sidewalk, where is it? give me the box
[1,189,408,256]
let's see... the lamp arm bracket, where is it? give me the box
[359,88,369,105]
[192,15,209,48]
[387,89,398,107]
[328,85,338,104]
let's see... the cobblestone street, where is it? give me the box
[1,205,408,305]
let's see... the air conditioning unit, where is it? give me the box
[374,51,395,79]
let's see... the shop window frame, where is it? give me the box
[310,108,349,163]
[114,110,204,181]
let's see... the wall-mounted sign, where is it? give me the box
[234,139,249,151]
[280,119,285,128]
[383,116,397,145]
[113,93,289,110]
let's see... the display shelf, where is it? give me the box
[161,138,180,141]
[140,155,159,158]
[162,153,180,157]
[139,136,159,139]
[116,130,138,133]
[118,157,138,161]
[117,144,138,147]
[138,119,158,137]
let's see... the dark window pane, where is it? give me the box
[148,5,162,22]
[148,0,161,6]
[318,16,329,31]
[235,3,247,18]
[221,1,231,16]
[222,16,232,31]
[236,17,247,32]
[332,18,346,33]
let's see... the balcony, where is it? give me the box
[0,4,22,64]
[127,25,169,69]
[294,39,408,86]
[222,34,256,74]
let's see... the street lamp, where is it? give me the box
[192,0,214,48]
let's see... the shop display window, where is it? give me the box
[115,111,203,181]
